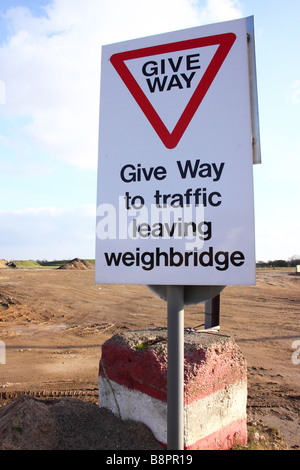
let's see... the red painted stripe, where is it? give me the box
[155,418,247,450]
[99,342,168,402]
[99,340,246,403]
[185,418,247,450]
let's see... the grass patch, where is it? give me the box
[233,422,289,450]
[12,260,42,269]
[9,259,96,269]
[38,259,95,269]
[135,338,166,350]
[11,425,22,434]
[135,342,153,351]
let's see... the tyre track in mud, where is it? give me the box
[0,388,99,406]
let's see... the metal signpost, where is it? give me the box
[96,16,261,450]
[167,286,185,450]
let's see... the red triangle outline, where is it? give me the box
[110,32,236,149]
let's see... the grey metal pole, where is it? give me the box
[167,285,184,450]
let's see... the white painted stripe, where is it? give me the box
[99,375,167,443]
[99,376,247,447]
[184,381,247,446]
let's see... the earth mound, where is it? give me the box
[0,260,17,269]
[0,395,163,450]
[58,258,93,270]
[0,394,289,450]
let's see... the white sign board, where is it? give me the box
[96,17,260,286]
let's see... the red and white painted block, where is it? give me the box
[98,329,247,450]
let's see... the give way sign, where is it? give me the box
[96,17,260,286]
[110,32,236,149]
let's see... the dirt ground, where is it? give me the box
[0,267,299,449]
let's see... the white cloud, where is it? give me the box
[291,80,300,104]
[0,0,243,170]
[0,80,5,104]
[0,205,96,260]
[197,0,243,23]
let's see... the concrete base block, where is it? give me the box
[98,329,247,450]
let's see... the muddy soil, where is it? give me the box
[0,268,299,449]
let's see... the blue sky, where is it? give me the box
[0,0,299,262]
